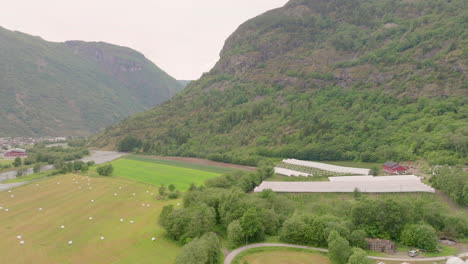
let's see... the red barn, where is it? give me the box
[4,148,27,157]
[382,161,407,174]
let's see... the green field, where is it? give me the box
[0,159,12,166]
[0,174,181,264]
[125,155,238,174]
[232,247,329,264]
[109,156,232,190]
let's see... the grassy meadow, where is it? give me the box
[108,156,234,190]
[0,174,181,264]
[232,247,329,264]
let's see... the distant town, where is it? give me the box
[0,137,67,154]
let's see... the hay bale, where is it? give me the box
[130,220,134,224]
[60,225,65,229]
[120,218,124,222]
[19,241,24,245]
[151,237,156,241]
[100,236,104,240]
[16,235,22,239]
[68,241,73,245]
[88,217,93,220]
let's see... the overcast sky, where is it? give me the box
[0,0,288,80]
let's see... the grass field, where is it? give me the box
[232,247,329,264]
[0,159,13,166]
[108,156,233,190]
[125,155,239,174]
[0,174,181,264]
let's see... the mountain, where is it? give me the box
[0,27,183,136]
[93,0,467,165]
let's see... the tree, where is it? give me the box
[353,188,362,200]
[347,248,371,264]
[81,164,89,173]
[349,230,368,249]
[240,207,265,243]
[328,231,352,264]
[33,163,41,173]
[96,164,113,176]
[168,184,176,192]
[159,185,167,196]
[118,136,142,152]
[175,232,221,264]
[227,220,245,247]
[370,166,379,176]
[279,216,310,245]
[400,224,438,252]
[13,157,22,167]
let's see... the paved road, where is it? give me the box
[0,151,125,191]
[223,243,468,264]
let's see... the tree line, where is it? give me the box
[159,168,468,263]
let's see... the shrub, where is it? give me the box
[96,164,113,176]
[400,223,438,252]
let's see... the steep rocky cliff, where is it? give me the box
[0,28,183,136]
[94,0,467,165]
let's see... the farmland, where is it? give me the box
[0,174,181,264]
[232,247,329,264]
[108,156,236,190]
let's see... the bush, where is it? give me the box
[348,247,371,264]
[168,191,180,199]
[328,231,352,264]
[96,164,113,176]
[227,220,245,248]
[175,232,221,264]
[400,223,438,252]
[13,157,22,167]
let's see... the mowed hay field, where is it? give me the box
[0,174,181,264]
[109,156,235,190]
[234,248,330,264]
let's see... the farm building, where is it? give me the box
[4,148,27,157]
[367,238,396,254]
[382,161,407,174]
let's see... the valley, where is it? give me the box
[0,0,467,263]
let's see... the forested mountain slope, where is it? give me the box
[94,0,467,165]
[0,27,183,136]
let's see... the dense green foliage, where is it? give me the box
[118,136,143,152]
[0,27,183,136]
[430,167,468,206]
[400,223,438,252]
[347,248,371,264]
[96,164,113,176]
[175,233,221,264]
[13,157,21,167]
[160,169,468,263]
[327,231,351,264]
[95,0,467,166]
[25,144,89,165]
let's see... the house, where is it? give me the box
[382,161,407,174]
[367,238,396,254]
[4,148,27,157]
